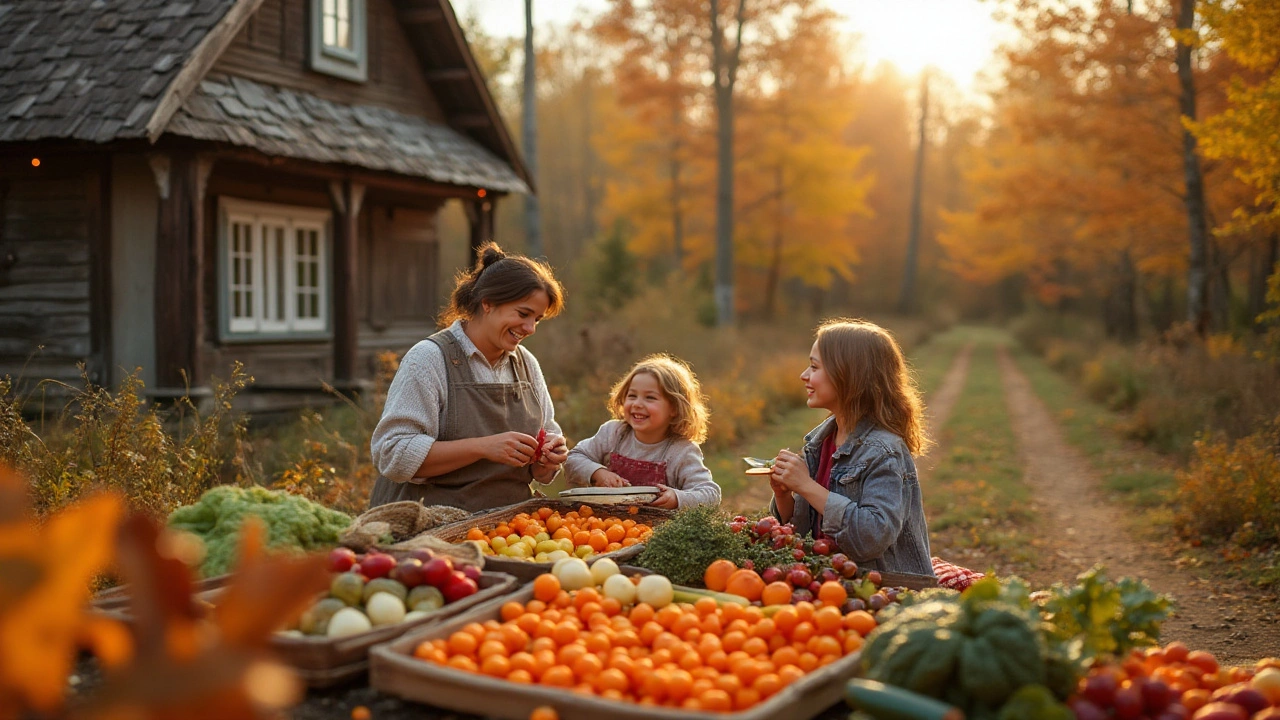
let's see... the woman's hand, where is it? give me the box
[532,434,568,481]
[649,485,679,509]
[771,449,814,492]
[485,431,540,467]
[591,468,630,487]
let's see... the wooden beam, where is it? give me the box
[399,8,445,24]
[145,0,268,143]
[465,198,495,265]
[330,180,366,383]
[451,113,492,128]
[85,161,112,385]
[153,153,213,390]
[424,68,471,82]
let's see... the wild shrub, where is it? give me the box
[0,364,251,518]
[1175,416,1280,548]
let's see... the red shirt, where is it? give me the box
[811,434,837,539]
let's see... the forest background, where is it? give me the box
[5,0,1280,576]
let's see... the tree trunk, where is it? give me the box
[898,72,928,314]
[522,0,543,258]
[1176,0,1210,334]
[711,0,747,327]
[670,121,684,269]
[581,71,599,252]
[1246,235,1278,327]
[1209,240,1234,331]
[1104,250,1138,342]
[764,165,784,320]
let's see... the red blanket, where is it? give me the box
[931,556,985,591]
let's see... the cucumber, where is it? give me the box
[845,679,964,720]
[670,586,750,606]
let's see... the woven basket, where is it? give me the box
[340,501,470,553]
[424,498,674,582]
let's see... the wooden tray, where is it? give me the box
[370,584,864,720]
[94,571,519,688]
[424,498,673,582]
[91,574,231,614]
[878,571,938,591]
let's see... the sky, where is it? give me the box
[449,0,1014,95]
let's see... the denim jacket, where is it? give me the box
[770,416,934,577]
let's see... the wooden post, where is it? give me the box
[330,180,365,384]
[151,152,212,393]
[465,197,495,265]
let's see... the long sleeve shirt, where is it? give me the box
[564,419,721,509]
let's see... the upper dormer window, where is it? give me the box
[310,0,367,82]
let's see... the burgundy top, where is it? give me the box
[811,434,837,540]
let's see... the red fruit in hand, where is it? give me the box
[443,572,479,603]
[423,557,455,588]
[531,428,548,464]
[327,547,357,573]
[360,553,396,579]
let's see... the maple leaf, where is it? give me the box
[0,465,126,713]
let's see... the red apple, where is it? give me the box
[1141,679,1173,713]
[812,539,833,555]
[409,549,435,564]
[792,548,806,561]
[1112,686,1143,720]
[443,572,479,603]
[819,568,840,584]
[1068,699,1107,720]
[866,570,882,586]
[360,552,396,580]
[841,561,859,578]
[1083,672,1118,708]
[461,564,482,583]
[807,580,822,596]
[423,557,454,588]
[787,568,812,588]
[390,559,426,588]
[790,588,814,604]
[327,547,357,573]
[761,567,784,584]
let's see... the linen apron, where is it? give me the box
[368,329,542,512]
[605,428,672,487]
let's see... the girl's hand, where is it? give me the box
[649,485,679,509]
[533,434,568,479]
[591,468,630,487]
[486,431,540,467]
[771,449,813,492]
[769,476,790,498]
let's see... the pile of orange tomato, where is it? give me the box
[463,505,655,559]
[412,572,877,712]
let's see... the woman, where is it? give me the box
[768,319,935,577]
[368,243,569,512]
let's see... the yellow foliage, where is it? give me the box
[1175,417,1280,547]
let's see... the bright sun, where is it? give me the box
[825,0,1006,90]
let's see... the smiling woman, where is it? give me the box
[368,242,569,512]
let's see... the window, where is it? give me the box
[221,199,330,339]
[310,0,367,82]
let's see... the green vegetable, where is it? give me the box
[168,485,351,577]
[671,586,750,606]
[1041,565,1172,661]
[845,679,964,720]
[996,685,1073,720]
[863,579,1048,718]
[634,505,744,586]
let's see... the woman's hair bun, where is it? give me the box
[477,242,506,271]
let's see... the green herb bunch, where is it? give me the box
[635,505,747,585]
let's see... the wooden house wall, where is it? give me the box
[213,0,447,122]
[200,164,442,395]
[109,155,158,388]
[0,159,106,390]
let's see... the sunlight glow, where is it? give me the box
[826,0,1006,89]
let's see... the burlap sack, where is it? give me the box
[339,501,469,553]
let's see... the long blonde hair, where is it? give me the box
[607,354,710,444]
[815,319,930,456]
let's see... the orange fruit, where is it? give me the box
[529,706,559,720]
[480,654,511,677]
[721,631,746,653]
[533,574,561,603]
[750,618,777,640]
[540,665,575,687]
[791,621,815,644]
[446,655,478,672]
[704,559,738,591]
[595,667,630,693]
[667,669,694,702]
[734,686,762,711]
[753,672,783,698]
[700,688,733,712]
[724,569,766,601]
[817,581,848,607]
[778,663,804,686]
[843,610,876,636]
[466,527,486,541]
[761,582,792,607]
[351,707,371,720]
[814,606,843,634]
[447,632,478,656]
[573,653,604,680]
[773,606,799,634]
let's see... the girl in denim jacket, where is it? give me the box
[769,319,935,577]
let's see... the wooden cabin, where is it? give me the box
[0,0,528,410]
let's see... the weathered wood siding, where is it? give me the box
[110,155,158,387]
[358,204,440,368]
[214,0,447,122]
[0,161,103,389]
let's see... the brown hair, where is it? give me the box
[607,354,711,444]
[439,242,565,326]
[814,319,930,456]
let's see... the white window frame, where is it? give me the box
[310,0,367,83]
[219,198,332,341]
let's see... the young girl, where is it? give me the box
[769,319,935,577]
[565,354,720,510]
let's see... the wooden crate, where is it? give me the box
[878,571,938,591]
[424,498,673,582]
[370,584,864,720]
[94,571,519,688]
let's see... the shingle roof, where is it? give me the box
[167,73,529,193]
[0,0,240,143]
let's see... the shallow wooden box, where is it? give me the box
[370,584,865,720]
[424,498,674,582]
[93,571,519,688]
